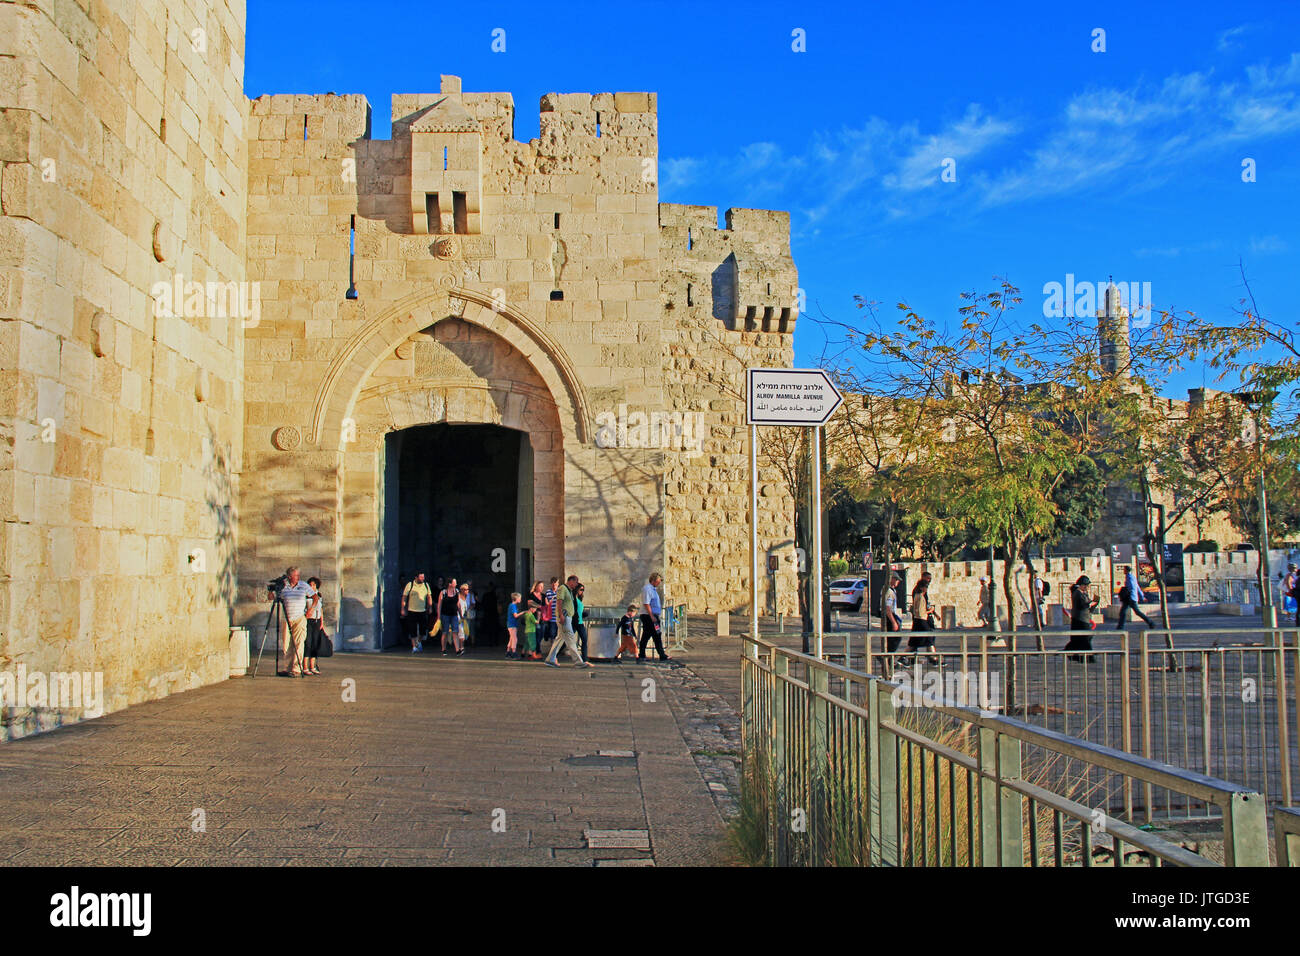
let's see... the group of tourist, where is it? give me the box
[400,569,672,667]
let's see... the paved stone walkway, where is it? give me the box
[0,644,747,866]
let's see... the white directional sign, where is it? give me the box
[746,368,844,426]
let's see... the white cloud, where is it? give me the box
[658,52,1300,234]
[1218,24,1255,54]
[1249,235,1288,255]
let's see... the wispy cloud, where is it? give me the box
[1217,24,1256,54]
[1248,234,1288,255]
[659,52,1300,237]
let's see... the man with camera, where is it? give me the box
[274,566,316,677]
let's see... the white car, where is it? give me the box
[829,578,868,612]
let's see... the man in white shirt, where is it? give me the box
[636,572,671,663]
[276,566,315,677]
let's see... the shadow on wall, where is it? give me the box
[566,446,665,608]
[203,418,237,618]
[712,254,735,325]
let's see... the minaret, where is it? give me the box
[1097,278,1131,377]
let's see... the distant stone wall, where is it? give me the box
[0,0,248,736]
[887,556,1113,628]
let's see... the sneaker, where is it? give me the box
[545,660,559,668]
[659,656,672,662]
[442,649,448,656]
[457,648,465,656]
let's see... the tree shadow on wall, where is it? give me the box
[566,446,665,609]
[203,418,237,623]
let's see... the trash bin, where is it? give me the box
[581,606,625,661]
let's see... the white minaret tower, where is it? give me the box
[1097,277,1131,377]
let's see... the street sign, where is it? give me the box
[746,368,844,426]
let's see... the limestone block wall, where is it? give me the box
[891,556,1114,628]
[659,204,798,615]
[0,0,248,736]
[237,80,675,646]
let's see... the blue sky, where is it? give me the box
[247,0,1300,398]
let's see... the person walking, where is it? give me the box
[402,571,432,653]
[439,579,464,655]
[616,604,639,661]
[975,576,993,628]
[1116,565,1155,630]
[882,573,903,652]
[506,591,522,659]
[636,572,670,663]
[456,583,472,655]
[1065,575,1101,661]
[573,583,589,662]
[524,580,546,660]
[545,575,593,668]
[303,575,326,675]
[906,578,938,664]
[541,577,559,652]
[1283,564,1298,622]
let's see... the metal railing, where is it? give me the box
[810,627,1300,818]
[1277,808,1300,866]
[740,634,1272,866]
[1185,578,1263,605]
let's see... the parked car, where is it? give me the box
[829,578,868,612]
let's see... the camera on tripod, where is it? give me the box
[267,574,288,596]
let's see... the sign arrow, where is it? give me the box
[746,368,845,426]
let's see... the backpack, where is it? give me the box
[1041,580,1051,596]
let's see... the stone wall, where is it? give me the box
[659,204,797,615]
[0,0,248,736]
[234,78,797,645]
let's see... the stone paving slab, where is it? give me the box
[0,652,739,866]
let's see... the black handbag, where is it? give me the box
[317,626,334,658]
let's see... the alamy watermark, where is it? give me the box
[150,273,262,328]
[890,664,1001,711]
[1,666,105,718]
[594,405,706,454]
[1042,275,1152,327]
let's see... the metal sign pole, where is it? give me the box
[749,422,759,651]
[811,424,823,660]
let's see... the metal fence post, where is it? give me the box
[810,666,829,863]
[978,726,999,867]
[1223,792,1269,867]
[1139,630,1153,822]
[771,653,788,866]
[1120,630,1132,820]
[875,681,900,865]
[1275,629,1293,807]
[999,733,1024,867]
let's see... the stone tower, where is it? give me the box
[1098,281,1131,377]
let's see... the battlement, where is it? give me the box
[248,93,372,141]
[660,204,797,333]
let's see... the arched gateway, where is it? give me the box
[304,285,581,651]
[233,79,800,661]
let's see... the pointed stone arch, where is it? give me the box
[309,281,591,450]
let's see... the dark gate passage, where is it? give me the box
[381,423,533,649]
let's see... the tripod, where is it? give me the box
[252,590,288,678]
